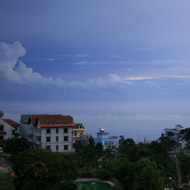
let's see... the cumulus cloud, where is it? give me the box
[0,41,130,89]
[0,41,70,86]
[86,74,131,88]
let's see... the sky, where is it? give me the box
[1,0,190,142]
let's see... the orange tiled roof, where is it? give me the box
[30,114,74,127]
[3,119,20,126]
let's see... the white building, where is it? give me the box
[164,125,185,149]
[0,110,20,145]
[20,114,75,153]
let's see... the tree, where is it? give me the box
[116,159,134,190]
[95,142,103,157]
[13,150,77,190]
[178,151,190,182]
[4,137,30,162]
[134,158,164,190]
[180,128,190,150]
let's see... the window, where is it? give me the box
[30,134,33,139]
[0,136,3,140]
[0,126,4,130]
[56,145,59,151]
[46,129,51,134]
[64,128,68,133]
[64,136,68,141]
[38,137,41,142]
[46,137,51,142]
[46,146,51,150]
[64,145,68,150]
[56,136,59,142]
[56,128,59,133]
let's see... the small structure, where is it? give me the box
[94,129,119,149]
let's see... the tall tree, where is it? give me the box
[4,137,30,162]
[134,158,164,190]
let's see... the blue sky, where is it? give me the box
[1,0,190,141]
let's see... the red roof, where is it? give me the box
[30,115,74,127]
[3,119,20,126]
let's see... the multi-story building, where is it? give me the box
[164,125,185,149]
[73,123,88,147]
[73,123,86,139]
[20,114,75,153]
[0,110,20,145]
[94,129,119,149]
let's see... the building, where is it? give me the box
[94,129,119,149]
[20,114,75,153]
[0,110,20,145]
[73,123,86,139]
[72,123,88,147]
[164,125,185,149]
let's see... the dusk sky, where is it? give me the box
[1,0,190,142]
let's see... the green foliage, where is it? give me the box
[178,151,190,182]
[13,150,77,190]
[134,158,164,190]
[0,173,15,190]
[97,160,117,180]
[4,137,30,162]
[116,159,134,190]
[95,142,103,157]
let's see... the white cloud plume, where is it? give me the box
[0,41,130,89]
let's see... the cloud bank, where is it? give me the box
[0,41,130,89]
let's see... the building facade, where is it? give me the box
[0,110,20,145]
[164,125,185,149]
[94,129,119,149]
[20,114,75,153]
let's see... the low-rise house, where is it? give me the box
[3,119,20,137]
[0,110,20,145]
[20,114,75,153]
[94,129,119,149]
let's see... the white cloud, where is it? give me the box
[74,54,89,57]
[75,61,107,65]
[86,74,131,88]
[47,57,55,61]
[0,41,131,89]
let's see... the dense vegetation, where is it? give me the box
[2,133,189,190]
[74,137,176,190]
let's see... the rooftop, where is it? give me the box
[3,119,20,126]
